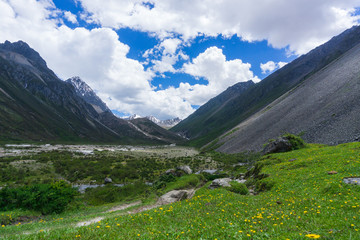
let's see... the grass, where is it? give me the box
[1,142,360,239]
[162,174,205,194]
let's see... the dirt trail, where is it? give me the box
[76,201,142,227]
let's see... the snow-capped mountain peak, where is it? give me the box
[121,114,181,129]
[66,77,110,113]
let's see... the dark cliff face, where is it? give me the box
[173,25,360,148]
[0,40,183,144]
[66,76,110,114]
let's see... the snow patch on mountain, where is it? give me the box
[120,114,182,128]
[66,77,110,113]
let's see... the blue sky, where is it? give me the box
[0,0,359,119]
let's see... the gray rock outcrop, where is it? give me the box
[157,189,195,205]
[262,137,293,154]
[209,178,232,189]
[343,177,360,185]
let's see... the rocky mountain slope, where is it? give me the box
[66,76,110,114]
[215,31,360,153]
[171,80,255,143]
[172,26,360,147]
[0,40,182,144]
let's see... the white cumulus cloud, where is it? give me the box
[79,0,360,55]
[260,61,288,74]
[182,46,260,105]
[64,11,78,24]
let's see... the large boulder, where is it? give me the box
[262,137,293,154]
[104,177,113,184]
[157,189,195,205]
[263,134,305,154]
[208,178,232,189]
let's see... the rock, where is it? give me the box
[289,158,297,162]
[343,177,360,185]
[104,177,112,184]
[165,169,176,175]
[209,178,232,189]
[177,165,192,174]
[263,137,293,154]
[234,179,247,184]
[157,189,195,205]
[195,169,219,174]
[328,171,338,175]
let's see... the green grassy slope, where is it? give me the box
[4,142,359,239]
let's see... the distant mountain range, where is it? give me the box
[172,25,360,151]
[1,25,360,150]
[121,114,182,129]
[0,40,183,144]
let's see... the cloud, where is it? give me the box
[182,47,260,105]
[144,38,188,74]
[64,11,78,24]
[79,0,360,55]
[260,61,288,74]
[260,61,277,74]
[1,0,359,120]
[1,0,258,119]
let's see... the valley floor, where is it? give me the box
[1,142,360,239]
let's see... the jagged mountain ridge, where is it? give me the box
[172,25,360,148]
[66,77,110,114]
[67,76,184,143]
[0,40,182,144]
[123,114,182,129]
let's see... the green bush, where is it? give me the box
[153,174,176,190]
[227,181,249,195]
[283,133,306,150]
[0,181,76,214]
[163,174,205,193]
[83,182,149,206]
[255,178,275,192]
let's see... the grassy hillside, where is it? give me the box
[2,142,359,239]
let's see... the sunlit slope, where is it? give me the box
[15,142,360,239]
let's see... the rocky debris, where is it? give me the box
[165,169,176,175]
[328,171,338,175]
[209,178,232,189]
[343,177,360,185]
[232,162,248,167]
[157,189,195,205]
[248,188,256,195]
[234,179,247,184]
[163,166,193,177]
[263,137,293,154]
[104,177,112,184]
[177,165,192,174]
[195,169,219,174]
[209,177,248,189]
